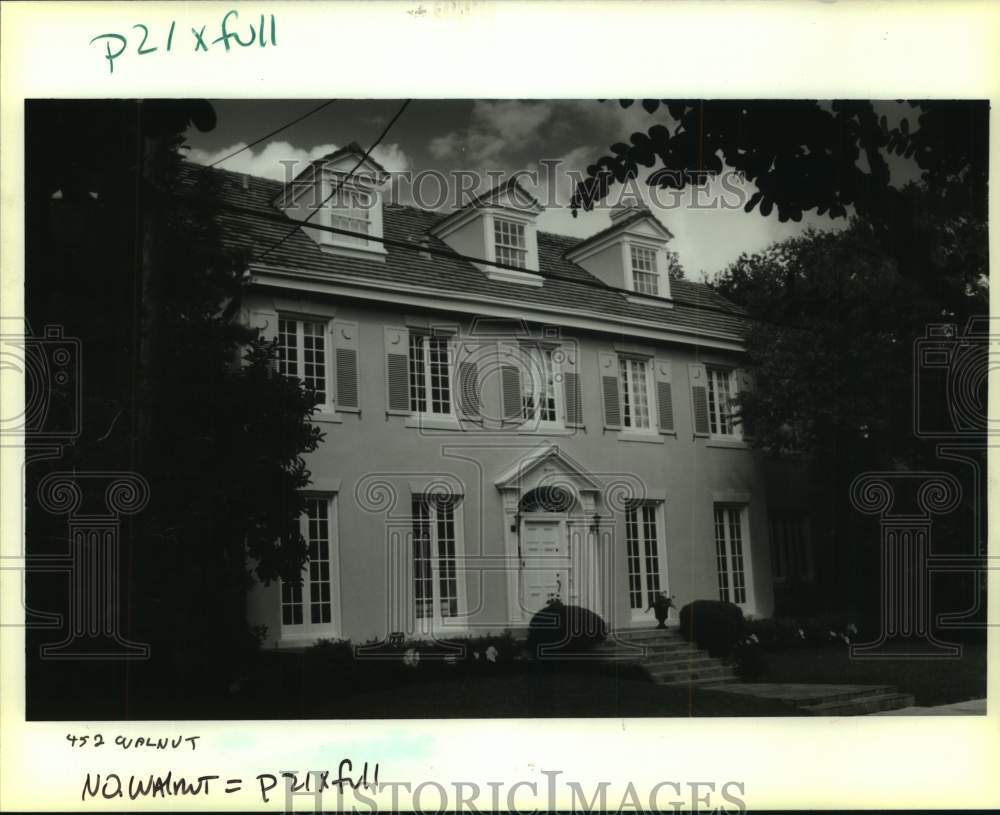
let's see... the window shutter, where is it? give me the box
[457,360,480,421]
[599,351,622,430]
[500,364,522,423]
[561,345,583,428]
[333,320,360,411]
[734,368,755,439]
[654,358,675,433]
[384,326,410,414]
[689,362,710,437]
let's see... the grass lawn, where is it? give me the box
[304,672,796,718]
[759,644,987,707]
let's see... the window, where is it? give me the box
[494,218,527,269]
[619,357,652,430]
[281,497,335,628]
[408,334,452,415]
[329,187,372,246]
[412,495,460,622]
[714,504,748,605]
[626,502,663,613]
[630,245,659,295]
[707,366,739,437]
[278,318,327,405]
[770,513,813,583]
[521,346,559,424]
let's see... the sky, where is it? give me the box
[184,99,885,280]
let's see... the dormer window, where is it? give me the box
[494,218,527,269]
[630,245,659,295]
[329,188,373,247]
[564,201,675,305]
[430,177,543,285]
[273,142,388,262]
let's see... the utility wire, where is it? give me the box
[207,100,338,168]
[254,100,412,263]
[202,199,762,327]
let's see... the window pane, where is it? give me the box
[435,498,458,619]
[428,336,451,415]
[631,246,658,295]
[302,321,327,404]
[642,504,661,607]
[412,497,433,620]
[625,506,644,610]
[494,218,527,269]
[521,347,558,422]
[330,188,370,246]
[620,359,650,429]
[305,498,332,624]
[277,319,297,378]
[713,506,730,602]
[408,334,427,413]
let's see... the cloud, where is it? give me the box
[185,140,412,180]
[427,101,555,166]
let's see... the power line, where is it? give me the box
[254,100,412,263]
[207,100,338,168]
[201,199,761,328]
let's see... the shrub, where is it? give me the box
[679,600,746,657]
[527,600,608,657]
[730,638,768,681]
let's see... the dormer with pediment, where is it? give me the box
[273,143,389,262]
[564,198,675,303]
[429,177,544,285]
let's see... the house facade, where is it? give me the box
[191,145,814,648]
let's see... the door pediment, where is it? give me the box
[495,443,602,512]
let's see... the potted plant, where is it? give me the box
[647,592,676,629]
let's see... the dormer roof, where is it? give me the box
[272,142,389,208]
[430,177,543,238]
[564,207,674,262]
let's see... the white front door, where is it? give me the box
[521,520,569,616]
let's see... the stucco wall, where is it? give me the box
[245,289,795,647]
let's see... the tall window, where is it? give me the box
[714,504,748,605]
[626,502,662,612]
[521,346,559,423]
[770,513,813,583]
[408,334,452,415]
[494,218,527,269]
[329,187,372,246]
[619,357,652,430]
[281,497,334,627]
[412,495,460,622]
[630,245,659,295]
[278,318,327,405]
[707,366,739,437]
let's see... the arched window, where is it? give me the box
[518,486,574,513]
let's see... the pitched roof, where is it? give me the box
[177,162,750,345]
[566,209,675,257]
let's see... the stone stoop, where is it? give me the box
[708,682,917,715]
[594,627,739,687]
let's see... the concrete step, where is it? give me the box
[800,692,916,716]
[654,668,740,687]
[648,664,739,685]
[594,641,703,659]
[610,628,684,642]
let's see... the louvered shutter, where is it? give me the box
[333,320,360,411]
[384,326,410,414]
[457,360,481,421]
[654,358,675,433]
[562,345,583,428]
[500,364,522,423]
[598,351,622,429]
[734,368,755,439]
[689,362,710,437]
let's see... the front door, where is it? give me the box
[521,520,569,616]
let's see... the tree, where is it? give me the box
[712,185,986,616]
[571,100,987,228]
[25,101,322,714]
[665,249,685,281]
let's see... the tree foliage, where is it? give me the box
[25,101,322,706]
[571,100,987,227]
